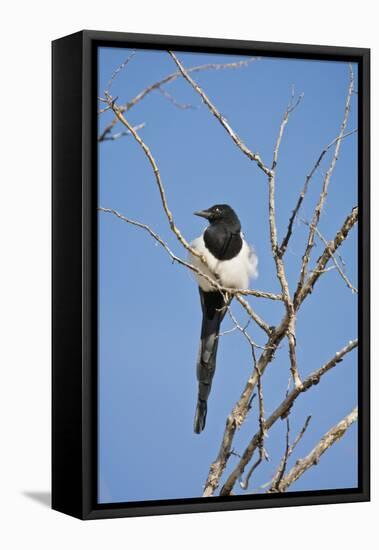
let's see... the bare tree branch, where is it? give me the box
[296,65,355,292]
[268,89,303,387]
[98,57,258,141]
[295,206,358,308]
[202,313,292,497]
[301,220,358,294]
[168,51,272,177]
[274,407,357,492]
[239,352,269,490]
[271,87,304,171]
[287,316,301,388]
[279,128,357,257]
[218,338,357,496]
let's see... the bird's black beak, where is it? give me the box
[194,209,212,219]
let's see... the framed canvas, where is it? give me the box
[52,30,370,520]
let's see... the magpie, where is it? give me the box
[189,204,258,434]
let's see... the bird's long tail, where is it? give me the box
[194,289,229,434]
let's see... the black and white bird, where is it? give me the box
[189,204,258,434]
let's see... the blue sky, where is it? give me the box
[97,47,358,503]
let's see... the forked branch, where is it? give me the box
[218,339,357,496]
[273,407,357,492]
[296,64,355,292]
[295,207,358,307]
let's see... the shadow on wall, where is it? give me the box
[22,491,51,508]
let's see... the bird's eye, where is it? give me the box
[215,208,220,213]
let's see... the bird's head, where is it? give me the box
[194,204,241,229]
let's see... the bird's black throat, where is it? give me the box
[204,222,243,261]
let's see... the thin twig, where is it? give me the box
[105,51,136,95]
[100,123,146,141]
[225,308,268,350]
[168,51,272,177]
[301,219,358,294]
[267,415,312,492]
[311,266,336,274]
[157,86,197,110]
[278,129,357,257]
[271,88,304,171]
[268,87,302,300]
[98,57,258,140]
[239,355,269,490]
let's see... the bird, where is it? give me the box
[189,204,258,434]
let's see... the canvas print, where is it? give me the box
[97,47,358,504]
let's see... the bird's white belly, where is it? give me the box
[189,235,258,292]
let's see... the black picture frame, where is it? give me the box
[52,30,370,520]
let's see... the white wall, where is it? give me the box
[0,1,376,548]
